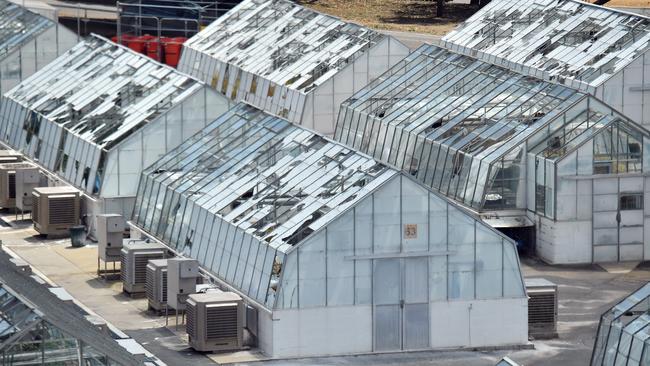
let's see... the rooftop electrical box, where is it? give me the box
[0,162,36,209]
[97,214,126,262]
[167,257,199,311]
[14,165,41,212]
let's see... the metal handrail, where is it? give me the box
[117,0,241,38]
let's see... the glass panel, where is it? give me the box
[277,252,298,309]
[374,305,401,351]
[326,212,354,306]
[447,207,475,300]
[578,141,593,175]
[476,225,503,299]
[373,178,401,254]
[354,199,372,305]
[404,257,428,303]
[594,124,643,175]
[483,150,523,210]
[429,193,447,250]
[401,178,429,252]
[373,259,400,305]
[298,232,326,307]
[404,303,429,350]
[81,341,111,365]
[503,241,524,297]
[42,321,80,365]
[430,256,447,301]
[604,323,624,365]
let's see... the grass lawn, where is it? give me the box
[295,0,480,35]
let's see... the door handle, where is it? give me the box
[400,299,405,309]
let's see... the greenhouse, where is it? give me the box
[0,35,231,224]
[177,0,409,136]
[131,102,528,357]
[0,0,77,96]
[0,251,145,365]
[442,0,650,126]
[591,282,650,366]
[335,44,650,263]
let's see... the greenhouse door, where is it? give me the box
[373,257,429,351]
[593,182,644,262]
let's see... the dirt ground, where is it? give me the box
[597,0,650,6]
[296,0,480,35]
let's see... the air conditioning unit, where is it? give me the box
[167,257,199,311]
[97,214,126,262]
[0,162,37,209]
[146,259,168,311]
[525,278,558,339]
[186,292,244,352]
[121,240,167,295]
[15,165,41,212]
[32,186,80,237]
[0,149,22,164]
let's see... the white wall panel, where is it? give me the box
[271,306,372,357]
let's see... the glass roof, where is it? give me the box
[591,282,650,366]
[0,252,146,365]
[137,102,396,254]
[0,286,41,344]
[609,283,650,321]
[442,0,650,89]
[496,357,520,366]
[182,0,386,94]
[0,0,53,60]
[335,44,649,210]
[335,44,582,207]
[5,34,206,151]
[134,102,526,309]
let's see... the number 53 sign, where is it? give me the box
[403,224,417,239]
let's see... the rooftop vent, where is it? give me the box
[146,259,168,312]
[32,186,80,237]
[186,292,244,352]
[526,278,558,339]
[121,240,167,296]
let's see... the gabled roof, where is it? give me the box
[182,0,386,94]
[138,102,396,254]
[5,34,208,151]
[442,0,650,89]
[0,250,143,366]
[592,282,650,365]
[0,0,54,60]
[135,102,527,309]
[335,44,649,209]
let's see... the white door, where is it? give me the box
[373,257,429,351]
